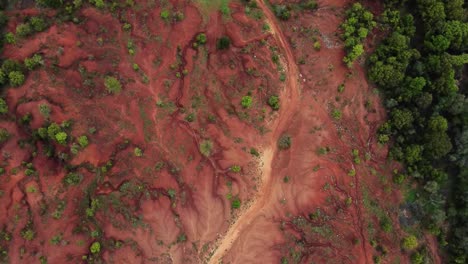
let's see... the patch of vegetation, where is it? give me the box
[273,5,291,21]
[267,95,280,110]
[341,3,376,67]
[104,76,122,94]
[90,241,101,254]
[216,36,231,50]
[241,95,253,109]
[231,197,241,209]
[230,165,241,173]
[278,134,292,150]
[199,140,213,157]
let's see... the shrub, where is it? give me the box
[331,109,342,120]
[30,17,46,32]
[313,41,321,51]
[380,217,393,232]
[301,0,318,10]
[8,71,25,87]
[216,36,231,50]
[78,135,89,148]
[185,113,195,122]
[134,147,143,157]
[230,165,241,172]
[64,172,81,186]
[104,76,122,94]
[160,10,170,21]
[411,252,424,264]
[200,140,213,157]
[21,229,35,241]
[231,197,241,209]
[0,98,8,114]
[250,147,260,157]
[47,123,61,139]
[39,104,51,118]
[241,95,253,109]
[5,32,15,44]
[402,235,418,250]
[393,174,405,184]
[16,23,32,37]
[268,95,280,110]
[90,241,101,254]
[0,128,10,143]
[55,132,68,145]
[195,33,207,46]
[337,83,345,93]
[273,5,291,20]
[278,134,292,150]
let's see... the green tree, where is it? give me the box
[402,235,418,250]
[8,71,25,87]
[24,54,44,70]
[278,134,292,150]
[200,140,213,157]
[55,132,67,145]
[0,128,10,143]
[273,5,291,20]
[268,95,280,110]
[0,98,8,114]
[16,23,32,37]
[216,36,231,50]
[90,241,101,254]
[391,109,413,130]
[241,95,253,109]
[78,135,89,148]
[30,17,46,32]
[104,76,122,94]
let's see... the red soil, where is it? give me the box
[0,0,417,263]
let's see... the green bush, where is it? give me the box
[39,104,51,118]
[241,95,253,109]
[90,241,101,254]
[278,134,292,150]
[301,0,318,10]
[55,132,68,145]
[410,252,424,264]
[273,5,291,20]
[16,23,32,37]
[402,235,418,250]
[216,36,231,50]
[104,76,122,94]
[134,147,143,157]
[8,71,25,87]
[78,135,89,148]
[0,128,10,143]
[0,98,8,114]
[30,17,46,32]
[230,165,241,173]
[24,54,44,70]
[160,10,170,21]
[200,140,213,157]
[268,95,280,110]
[4,32,15,44]
[331,109,342,120]
[231,197,241,209]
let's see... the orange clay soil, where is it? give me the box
[0,0,417,263]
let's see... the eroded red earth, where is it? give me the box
[0,0,421,263]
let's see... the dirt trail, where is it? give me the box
[207,1,300,263]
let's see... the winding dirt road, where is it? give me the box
[207,1,300,263]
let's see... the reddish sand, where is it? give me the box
[0,0,424,263]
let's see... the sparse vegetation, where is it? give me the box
[200,140,213,157]
[104,76,122,94]
[278,134,292,150]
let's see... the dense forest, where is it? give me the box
[368,0,467,262]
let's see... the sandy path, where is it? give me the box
[207,1,300,263]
